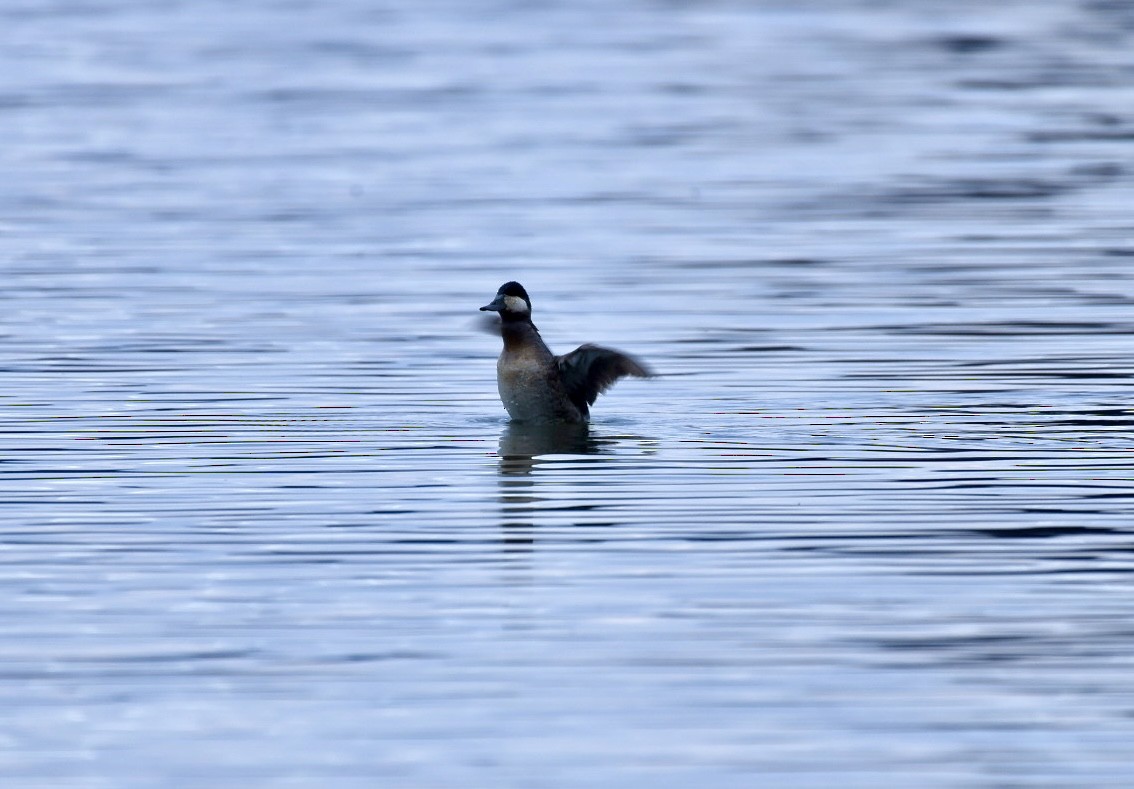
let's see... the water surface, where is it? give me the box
[3,1,1134,786]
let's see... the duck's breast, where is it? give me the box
[497,351,579,422]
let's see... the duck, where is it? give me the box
[480,281,654,423]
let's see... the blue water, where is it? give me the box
[3,1,1134,786]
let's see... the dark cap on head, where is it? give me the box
[497,281,529,300]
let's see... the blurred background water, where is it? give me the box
[3,0,1134,786]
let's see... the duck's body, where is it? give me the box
[497,321,581,422]
[481,282,653,423]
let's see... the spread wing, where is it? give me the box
[556,343,654,414]
[473,313,503,336]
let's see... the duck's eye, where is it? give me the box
[503,295,529,313]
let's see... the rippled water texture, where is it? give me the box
[3,0,1134,786]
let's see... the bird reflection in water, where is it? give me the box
[496,421,600,552]
[498,421,599,475]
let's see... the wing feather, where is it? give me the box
[556,344,654,414]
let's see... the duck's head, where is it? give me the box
[480,281,532,320]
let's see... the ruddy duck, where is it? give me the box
[480,281,653,423]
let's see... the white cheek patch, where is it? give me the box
[503,295,529,313]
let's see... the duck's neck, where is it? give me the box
[501,318,550,356]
